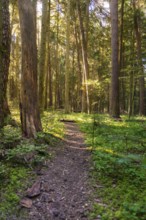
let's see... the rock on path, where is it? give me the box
[18,122,93,220]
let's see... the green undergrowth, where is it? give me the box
[0,166,30,218]
[0,109,64,218]
[59,112,146,219]
[75,114,146,220]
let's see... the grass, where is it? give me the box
[76,113,146,220]
[1,109,146,219]
[0,109,64,218]
[57,112,146,219]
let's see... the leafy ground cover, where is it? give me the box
[77,114,146,220]
[0,110,64,218]
[59,112,146,219]
[1,110,146,220]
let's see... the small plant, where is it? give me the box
[0,166,30,218]
[77,114,146,220]
[6,140,51,167]
[0,125,21,148]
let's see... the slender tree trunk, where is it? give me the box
[48,53,53,108]
[133,0,145,115]
[32,0,37,31]
[119,0,126,112]
[110,0,120,118]
[9,3,21,105]
[44,0,52,109]
[0,0,11,128]
[55,0,60,109]
[128,70,134,117]
[77,0,90,114]
[18,0,42,137]
[48,0,52,107]
[74,22,82,111]
[65,0,70,113]
[39,0,48,111]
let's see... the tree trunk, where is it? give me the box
[65,0,70,113]
[77,0,90,114]
[44,0,52,109]
[39,0,48,111]
[110,0,120,118]
[74,22,82,111]
[55,0,60,109]
[119,0,126,113]
[18,0,42,138]
[133,0,145,115]
[0,0,11,128]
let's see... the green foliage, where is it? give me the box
[0,125,21,148]
[0,109,65,218]
[75,113,146,220]
[41,111,65,139]
[6,140,51,167]
[0,163,9,179]
[0,166,29,218]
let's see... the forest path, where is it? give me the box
[20,122,95,220]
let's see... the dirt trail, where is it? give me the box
[18,122,94,220]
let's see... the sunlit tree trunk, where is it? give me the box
[74,22,82,111]
[133,0,145,115]
[32,0,37,31]
[77,0,90,114]
[18,0,42,137]
[119,0,126,112]
[128,31,135,118]
[44,0,52,109]
[110,0,120,118]
[39,0,48,111]
[0,0,11,128]
[48,0,52,108]
[8,2,21,106]
[65,0,70,113]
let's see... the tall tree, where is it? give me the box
[44,0,52,109]
[65,0,71,113]
[77,0,90,114]
[119,0,126,112]
[0,0,11,128]
[133,0,145,115]
[110,0,120,118]
[18,0,42,137]
[74,18,82,111]
[54,0,60,109]
[39,0,48,110]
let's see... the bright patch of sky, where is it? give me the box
[89,0,109,15]
[103,1,110,10]
[37,1,42,15]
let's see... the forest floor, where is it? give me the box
[1,112,146,219]
[15,122,97,220]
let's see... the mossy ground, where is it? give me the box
[58,112,146,219]
[1,110,146,219]
[0,109,64,218]
[72,113,146,220]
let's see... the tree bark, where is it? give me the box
[65,0,70,113]
[39,0,48,111]
[110,0,120,118]
[0,0,11,128]
[44,0,52,109]
[55,0,60,109]
[18,0,42,138]
[77,0,90,114]
[119,0,126,112]
[74,22,82,111]
[133,0,145,115]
